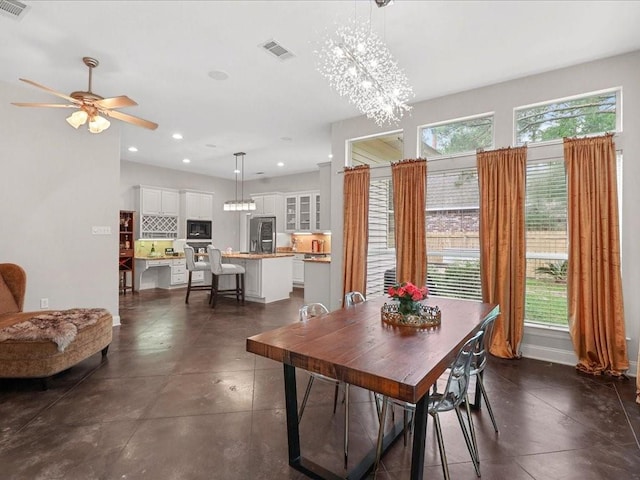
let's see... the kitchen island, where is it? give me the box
[220,253,294,304]
[303,256,331,308]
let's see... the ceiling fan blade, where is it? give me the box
[104,109,158,130]
[12,102,77,108]
[94,96,137,110]
[18,78,80,104]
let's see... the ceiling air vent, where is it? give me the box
[0,0,30,20]
[260,39,294,61]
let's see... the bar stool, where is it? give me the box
[207,246,245,308]
[184,245,212,304]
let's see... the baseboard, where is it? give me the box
[520,342,638,378]
[111,315,121,326]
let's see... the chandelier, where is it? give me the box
[223,152,256,212]
[316,20,413,126]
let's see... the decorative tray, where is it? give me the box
[381,302,441,328]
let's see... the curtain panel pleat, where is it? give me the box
[342,165,370,302]
[391,159,427,288]
[564,134,628,376]
[477,147,526,359]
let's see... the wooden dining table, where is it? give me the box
[246,296,499,480]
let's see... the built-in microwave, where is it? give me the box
[186,219,212,240]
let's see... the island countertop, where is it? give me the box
[222,252,294,259]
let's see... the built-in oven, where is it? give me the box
[186,219,212,240]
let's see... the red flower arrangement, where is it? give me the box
[388,282,429,315]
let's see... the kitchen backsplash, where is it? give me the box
[288,233,331,253]
[135,240,175,256]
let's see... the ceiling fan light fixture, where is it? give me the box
[66,110,88,129]
[88,114,110,134]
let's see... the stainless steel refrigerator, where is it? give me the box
[249,216,276,253]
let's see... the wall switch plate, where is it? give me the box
[40,298,49,309]
[92,226,111,235]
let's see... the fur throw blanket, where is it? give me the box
[0,308,109,352]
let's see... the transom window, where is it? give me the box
[515,89,619,145]
[419,114,494,158]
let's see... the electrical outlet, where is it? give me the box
[40,298,49,309]
[91,226,111,235]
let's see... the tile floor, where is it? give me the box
[1,288,639,479]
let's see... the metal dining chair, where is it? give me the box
[469,310,500,433]
[298,303,351,469]
[344,291,366,307]
[184,245,211,304]
[374,330,484,480]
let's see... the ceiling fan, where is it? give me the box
[12,57,158,133]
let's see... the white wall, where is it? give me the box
[243,170,320,194]
[0,80,120,321]
[329,51,640,372]
[120,161,240,250]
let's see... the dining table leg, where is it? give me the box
[410,392,429,480]
[284,364,301,464]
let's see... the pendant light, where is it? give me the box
[223,152,256,211]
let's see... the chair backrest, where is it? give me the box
[0,263,26,312]
[472,310,499,373]
[207,246,224,275]
[344,291,366,308]
[299,303,329,321]
[184,245,197,271]
[431,330,483,413]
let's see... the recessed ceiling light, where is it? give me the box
[208,70,229,81]
[277,162,284,167]
[183,158,191,164]
[328,154,334,159]
[172,133,183,140]
[280,136,293,142]
[128,146,138,152]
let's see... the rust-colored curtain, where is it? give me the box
[477,147,526,359]
[391,159,427,287]
[342,165,370,301]
[564,134,628,376]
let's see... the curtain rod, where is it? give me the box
[337,134,622,173]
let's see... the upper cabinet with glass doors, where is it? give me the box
[284,192,319,232]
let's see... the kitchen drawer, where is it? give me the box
[171,273,187,285]
[147,259,171,267]
[171,265,186,275]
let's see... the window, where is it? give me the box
[349,132,403,298]
[426,168,481,300]
[367,178,396,298]
[419,114,493,158]
[525,159,568,326]
[515,89,619,145]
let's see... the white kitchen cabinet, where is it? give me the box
[183,191,213,220]
[292,253,305,285]
[170,258,187,286]
[251,193,283,231]
[284,192,319,232]
[314,192,321,231]
[140,187,179,216]
[285,196,297,231]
